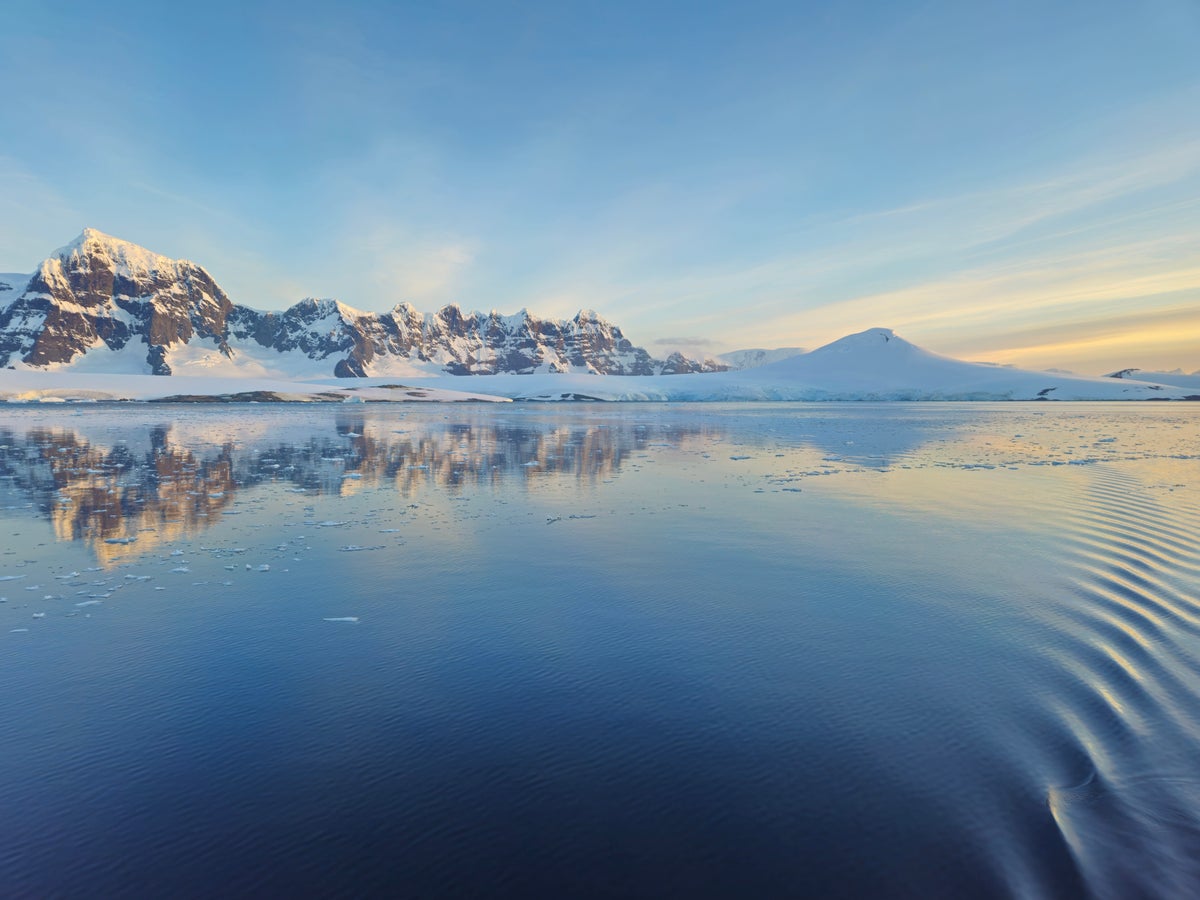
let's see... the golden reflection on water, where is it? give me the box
[0,418,717,565]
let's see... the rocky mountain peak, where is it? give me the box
[1,231,728,378]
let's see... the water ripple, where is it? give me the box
[1038,464,1200,898]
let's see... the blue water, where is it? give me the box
[2,402,1200,898]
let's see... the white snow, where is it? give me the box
[0,371,511,403]
[718,347,807,369]
[14,336,156,375]
[1105,369,1200,391]
[0,273,29,301]
[52,228,197,280]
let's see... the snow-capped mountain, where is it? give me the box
[0,229,724,377]
[366,327,1199,402]
[717,327,1196,400]
[2,325,1196,403]
[717,347,806,369]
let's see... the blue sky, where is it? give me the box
[2,0,1198,372]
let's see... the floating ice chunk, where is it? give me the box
[730,455,752,461]
[104,537,136,545]
[323,617,359,624]
[317,521,347,527]
[0,575,25,582]
[10,628,29,633]
[256,564,270,572]
[170,566,190,573]
[76,600,102,607]
[32,612,45,619]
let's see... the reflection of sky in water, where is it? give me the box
[3,403,1200,897]
[2,403,1197,567]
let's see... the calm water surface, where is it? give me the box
[2,402,1199,898]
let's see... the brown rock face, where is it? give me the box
[1,229,234,372]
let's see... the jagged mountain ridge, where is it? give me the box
[0,229,726,377]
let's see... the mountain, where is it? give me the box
[717,347,806,369]
[0,229,724,377]
[722,327,1194,400]
[3,325,1195,403]
[354,327,1198,402]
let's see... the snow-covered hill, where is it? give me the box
[0,229,722,378]
[717,347,806,369]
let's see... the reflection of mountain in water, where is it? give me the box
[782,407,960,467]
[0,416,713,561]
[0,426,242,563]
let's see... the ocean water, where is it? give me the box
[1,402,1199,898]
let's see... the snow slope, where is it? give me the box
[717,347,806,369]
[0,273,29,299]
[1105,368,1200,391]
[0,371,510,403]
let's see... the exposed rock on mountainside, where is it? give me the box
[0,230,234,374]
[0,229,726,377]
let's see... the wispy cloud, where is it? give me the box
[560,122,1200,371]
[323,218,477,306]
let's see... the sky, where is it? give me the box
[1,0,1198,374]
